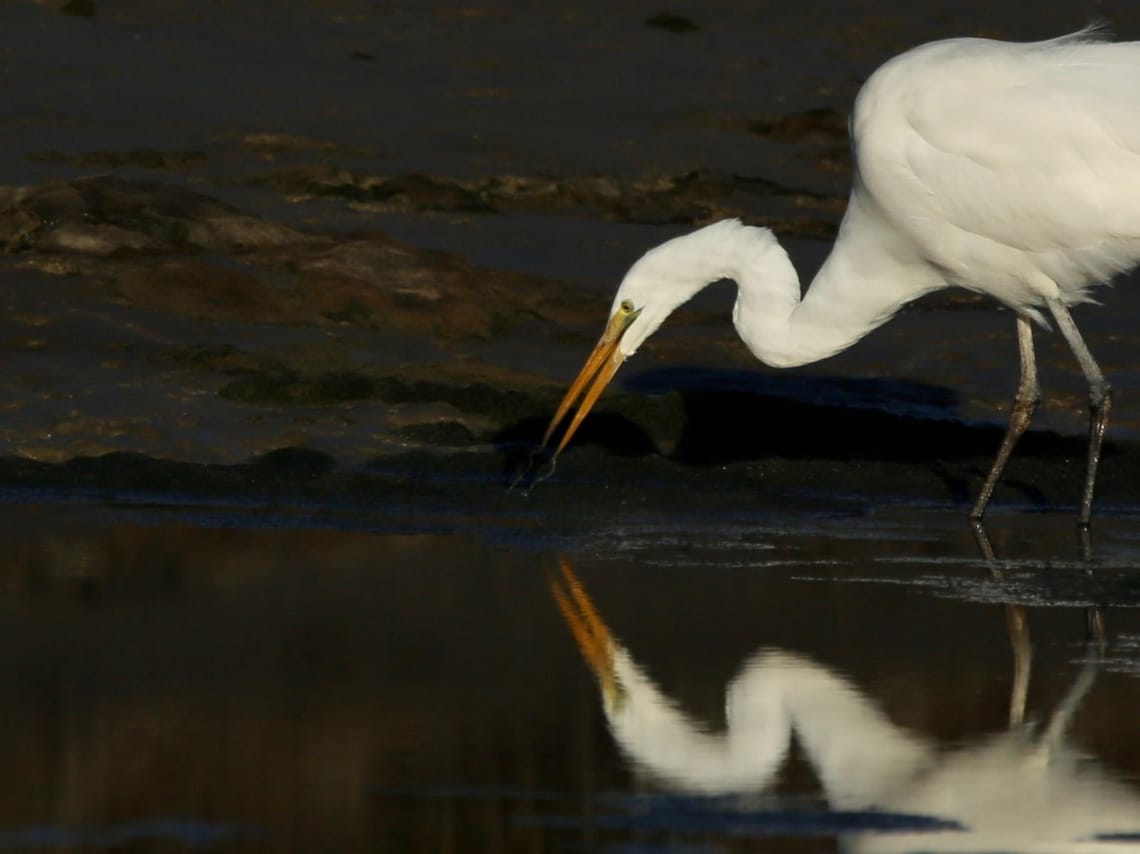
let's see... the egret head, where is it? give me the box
[537,236,698,460]
[536,220,765,462]
[536,295,643,460]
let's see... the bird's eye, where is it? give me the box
[619,299,635,314]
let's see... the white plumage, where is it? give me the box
[542,30,1135,523]
[551,563,1140,852]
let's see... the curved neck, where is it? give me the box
[731,201,942,368]
[607,649,933,807]
[608,651,791,794]
[747,651,933,809]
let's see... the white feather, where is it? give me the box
[613,31,1140,363]
[559,31,1132,522]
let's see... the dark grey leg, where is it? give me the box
[1047,300,1111,527]
[971,315,1040,521]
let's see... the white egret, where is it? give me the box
[551,563,1140,851]
[540,30,1140,524]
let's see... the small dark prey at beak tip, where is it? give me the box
[507,300,641,492]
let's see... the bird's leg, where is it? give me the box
[1076,526,1109,653]
[971,521,1032,727]
[971,316,1040,521]
[1039,651,1099,753]
[1047,300,1112,527]
[1004,601,1032,727]
[1086,605,1108,654]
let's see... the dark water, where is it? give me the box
[0,501,1136,852]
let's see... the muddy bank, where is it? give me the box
[0,176,583,336]
[3,0,1140,517]
[0,174,1137,520]
[247,165,846,237]
[0,176,590,463]
[0,415,1137,529]
[0,172,853,469]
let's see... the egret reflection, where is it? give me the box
[552,561,1140,851]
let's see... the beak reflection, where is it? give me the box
[550,559,624,708]
[539,300,641,462]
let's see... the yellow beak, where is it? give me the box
[540,301,642,461]
[550,559,623,707]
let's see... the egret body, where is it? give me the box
[541,30,1139,523]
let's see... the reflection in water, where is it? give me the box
[0,820,256,849]
[0,509,1136,851]
[553,562,1140,851]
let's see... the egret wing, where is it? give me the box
[853,36,1140,285]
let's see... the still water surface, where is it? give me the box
[0,502,1135,851]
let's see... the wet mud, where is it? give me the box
[0,170,1131,520]
[0,172,1138,517]
[1,0,1138,516]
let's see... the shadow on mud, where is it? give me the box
[494,366,1123,511]
[496,366,1093,464]
[0,366,1123,518]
